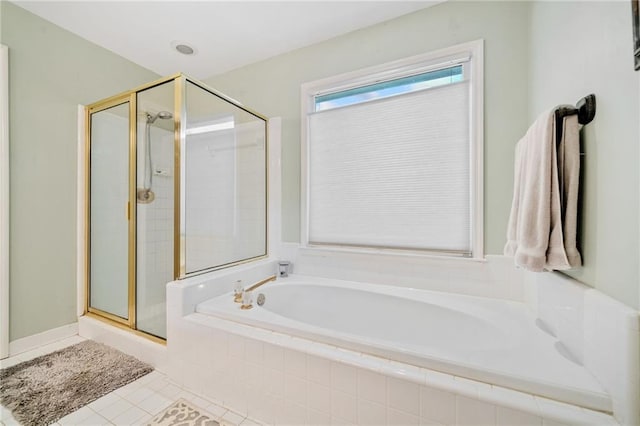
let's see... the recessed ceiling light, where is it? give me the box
[176,44,194,55]
[171,41,196,56]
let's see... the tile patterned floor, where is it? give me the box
[0,336,261,426]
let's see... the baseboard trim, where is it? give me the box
[9,322,78,356]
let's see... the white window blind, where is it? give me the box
[308,80,471,253]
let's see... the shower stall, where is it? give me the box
[85,74,268,340]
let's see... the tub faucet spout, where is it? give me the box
[246,275,276,292]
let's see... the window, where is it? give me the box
[301,40,483,257]
[314,65,464,112]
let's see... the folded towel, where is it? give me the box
[504,108,582,271]
[557,113,582,268]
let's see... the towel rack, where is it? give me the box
[555,94,596,143]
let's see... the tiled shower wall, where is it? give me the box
[184,120,266,273]
[184,128,236,271]
[136,125,174,337]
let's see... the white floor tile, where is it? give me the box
[134,370,162,386]
[179,391,213,411]
[0,415,20,426]
[156,383,182,400]
[0,407,18,426]
[97,398,135,421]
[125,387,156,405]
[111,405,148,425]
[136,414,154,425]
[0,406,15,421]
[221,410,246,426]
[113,380,143,397]
[88,393,122,412]
[58,406,94,425]
[137,391,174,416]
[205,403,229,420]
[146,377,171,392]
[74,411,112,426]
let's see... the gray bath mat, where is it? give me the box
[149,399,219,426]
[0,339,153,426]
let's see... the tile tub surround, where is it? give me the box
[166,257,638,425]
[283,246,529,304]
[167,311,616,426]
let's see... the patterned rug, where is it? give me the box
[0,340,153,426]
[149,399,219,425]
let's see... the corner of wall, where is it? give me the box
[0,44,9,359]
[524,0,534,123]
[76,104,86,319]
[268,117,282,258]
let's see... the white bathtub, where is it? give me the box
[196,274,611,413]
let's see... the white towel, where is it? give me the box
[504,108,582,271]
[557,113,582,268]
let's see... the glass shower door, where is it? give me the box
[136,81,175,339]
[88,100,132,322]
[182,80,267,275]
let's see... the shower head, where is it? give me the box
[146,111,173,124]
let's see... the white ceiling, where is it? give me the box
[15,1,439,80]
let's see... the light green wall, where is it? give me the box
[205,1,531,251]
[529,1,640,309]
[207,1,640,310]
[1,2,159,340]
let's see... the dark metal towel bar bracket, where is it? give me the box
[554,94,596,144]
[555,94,596,125]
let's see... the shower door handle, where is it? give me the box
[126,201,130,220]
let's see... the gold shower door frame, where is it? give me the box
[85,93,137,329]
[84,73,269,341]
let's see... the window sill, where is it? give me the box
[299,244,486,264]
